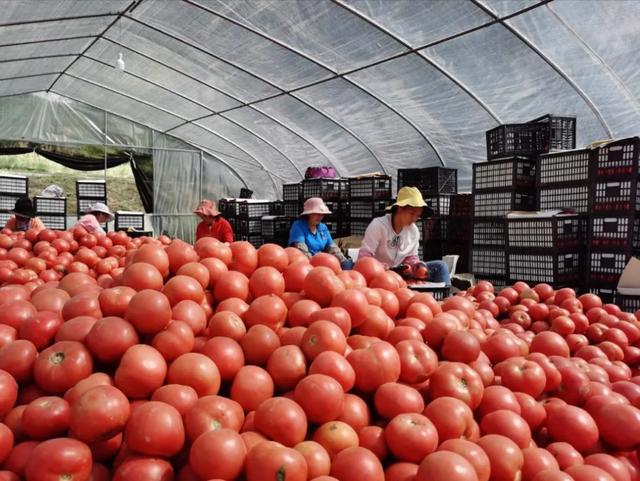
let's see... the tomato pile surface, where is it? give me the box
[0,226,640,481]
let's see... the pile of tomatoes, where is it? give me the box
[0,225,640,481]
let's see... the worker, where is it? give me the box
[289,197,353,269]
[194,199,233,243]
[75,202,113,234]
[358,187,451,285]
[4,196,45,233]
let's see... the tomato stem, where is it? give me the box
[276,466,286,481]
[50,352,65,365]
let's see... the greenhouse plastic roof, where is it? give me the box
[1,0,639,194]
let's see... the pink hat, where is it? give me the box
[193,199,221,217]
[300,197,332,216]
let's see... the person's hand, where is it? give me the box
[340,259,354,271]
[390,264,412,277]
[414,262,428,280]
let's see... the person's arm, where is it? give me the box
[357,220,382,261]
[195,222,206,241]
[221,220,234,243]
[288,221,311,258]
[30,217,46,234]
[401,225,426,277]
[321,227,346,262]
[75,215,100,234]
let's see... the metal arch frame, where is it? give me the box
[0,35,95,48]
[118,15,387,173]
[470,0,614,138]
[0,72,61,82]
[0,54,77,64]
[81,55,304,180]
[0,90,45,100]
[99,37,341,174]
[0,12,117,28]
[50,75,284,191]
[186,0,445,167]
[545,2,640,116]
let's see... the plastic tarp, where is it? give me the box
[0,0,638,198]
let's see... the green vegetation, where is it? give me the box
[0,153,144,214]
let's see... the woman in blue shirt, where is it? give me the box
[288,197,353,269]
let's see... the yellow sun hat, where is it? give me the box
[386,186,428,210]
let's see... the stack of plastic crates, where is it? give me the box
[300,178,349,238]
[237,200,282,248]
[506,213,581,287]
[115,211,150,237]
[0,174,28,227]
[34,196,66,230]
[444,194,473,271]
[586,137,640,303]
[282,183,302,219]
[76,180,108,230]
[261,216,294,247]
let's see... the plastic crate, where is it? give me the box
[424,194,452,216]
[407,285,451,300]
[0,174,28,195]
[471,246,506,277]
[39,215,66,231]
[506,215,580,250]
[592,137,640,179]
[507,251,580,285]
[350,200,391,219]
[338,201,351,220]
[590,179,640,213]
[589,215,640,249]
[239,201,280,219]
[349,176,392,199]
[450,194,473,217]
[283,183,302,202]
[538,184,590,213]
[445,242,470,273]
[528,114,577,151]
[473,190,536,217]
[261,216,294,239]
[238,218,263,235]
[616,293,640,313]
[423,217,448,241]
[77,198,108,216]
[0,212,10,226]
[302,178,349,201]
[76,180,107,199]
[239,234,264,248]
[115,211,144,231]
[349,219,371,237]
[446,217,472,244]
[283,201,300,218]
[472,218,506,246]
[34,196,66,215]
[423,239,443,260]
[586,287,616,304]
[0,195,18,212]
[538,149,590,187]
[472,158,536,192]
[587,250,632,285]
[397,167,457,195]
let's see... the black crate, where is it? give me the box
[446,216,472,243]
[506,214,580,250]
[349,176,392,199]
[472,157,536,192]
[76,180,107,199]
[218,198,230,216]
[302,178,349,201]
[338,201,351,220]
[238,218,263,235]
[115,211,144,231]
[589,215,640,249]
[587,250,633,286]
[283,201,300,218]
[450,194,473,217]
[592,137,640,179]
[472,218,506,246]
[590,179,640,213]
[407,286,451,300]
[423,217,449,241]
[261,216,294,239]
[584,287,616,304]
[350,199,391,219]
[528,114,577,152]
[471,246,506,277]
[538,149,590,187]
[34,196,66,215]
[39,215,66,231]
[537,183,590,213]
[0,195,20,212]
[507,250,580,286]
[423,239,444,260]
[228,217,238,232]
[0,212,9,227]
[473,189,536,217]
[424,194,452,216]
[239,234,264,248]
[444,242,470,273]
[283,183,302,202]
[616,293,640,313]
[397,167,457,195]
[239,201,281,219]
[349,219,371,237]
[77,198,108,216]
[324,220,341,238]
[0,174,28,195]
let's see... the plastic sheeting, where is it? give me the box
[0,0,639,198]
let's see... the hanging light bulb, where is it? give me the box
[116,52,126,72]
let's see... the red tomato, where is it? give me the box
[374,382,424,418]
[86,316,139,363]
[112,455,174,481]
[310,307,352,337]
[331,289,369,327]
[257,243,289,271]
[564,465,616,481]
[125,290,172,334]
[33,341,93,394]
[167,352,220,397]
[479,409,531,449]
[199,336,243,382]
[214,271,250,302]
[395,339,437,384]
[245,441,307,481]
[584,454,631,481]
[0,370,17,419]
[114,345,167,399]
[288,299,322,328]
[189,428,246,480]
[442,330,481,363]
[301,321,347,360]
[304,267,344,307]
[22,396,70,440]
[347,341,400,393]
[283,261,313,293]
[240,325,281,366]
[477,434,524,481]
[424,396,475,441]
[267,345,307,391]
[429,362,484,409]
[416,451,478,481]
[384,413,438,463]
[329,446,384,481]
[254,397,307,447]
[121,262,164,291]
[69,385,130,443]
[358,425,388,461]
[294,374,344,423]
[151,320,195,362]
[438,438,490,481]
[295,441,331,479]
[592,402,640,450]
[521,448,560,481]
[25,438,91,481]
[244,294,288,331]
[546,442,584,470]
[495,357,547,399]
[98,286,136,318]
[124,401,184,457]
[229,241,258,277]
[309,351,355,392]
[151,384,198,417]
[0,423,13,466]
[231,365,274,412]
[184,395,244,442]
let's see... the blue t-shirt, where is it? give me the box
[288,219,333,255]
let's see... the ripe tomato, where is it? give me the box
[309,351,355,392]
[295,441,331,479]
[438,438,490,481]
[384,413,438,463]
[330,446,384,481]
[417,451,480,481]
[331,289,369,327]
[495,357,547,399]
[479,409,531,449]
[121,262,164,291]
[592,402,640,450]
[429,362,484,409]
[151,384,198,417]
[424,396,475,441]
[245,441,307,481]
[304,267,344,307]
[208,310,247,340]
[184,395,244,442]
[114,345,167,399]
[189,428,246,480]
[374,382,424,418]
[167,352,220,397]
[254,397,307,447]
[521,448,560,481]
[347,341,400,393]
[86,317,139,363]
[33,341,93,394]
[301,321,347,360]
[112,455,174,481]
[22,396,70,440]
[25,438,92,481]
[395,340,437,384]
[231,365,274,412]
[151,320,195,362]
[125,290,172,334]
[69,385,130,443]
[442,330,481,363]
[124,401,184,457]
[477,434,524,481]
[294,374,344,423]
[267,345,307,391]
[257,243,289,271]
[244,294,288,331]
[546,442,584,469]
[241,325,281,366]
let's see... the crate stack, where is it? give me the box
[0,174,28,226]
[587,137,640,304]
[471,157,537,288]
[282,183,302,218]
[397,167,457,262]
[76,180,108,230]
[34,196,67,230]
[301,178,350,238]
[348,176,392,237]
[446,193,473,272]
[237,200,282,248]
[261,216,294,247]
[506,214,581,287]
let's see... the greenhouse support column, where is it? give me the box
[103,111,108,181]
[199,151,203,203]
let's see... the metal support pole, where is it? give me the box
[103,111,108,181]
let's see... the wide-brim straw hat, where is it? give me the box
[89,202,114,221]
[300,197,332,216]
[193,199,221,217]
[386,186,427,210]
